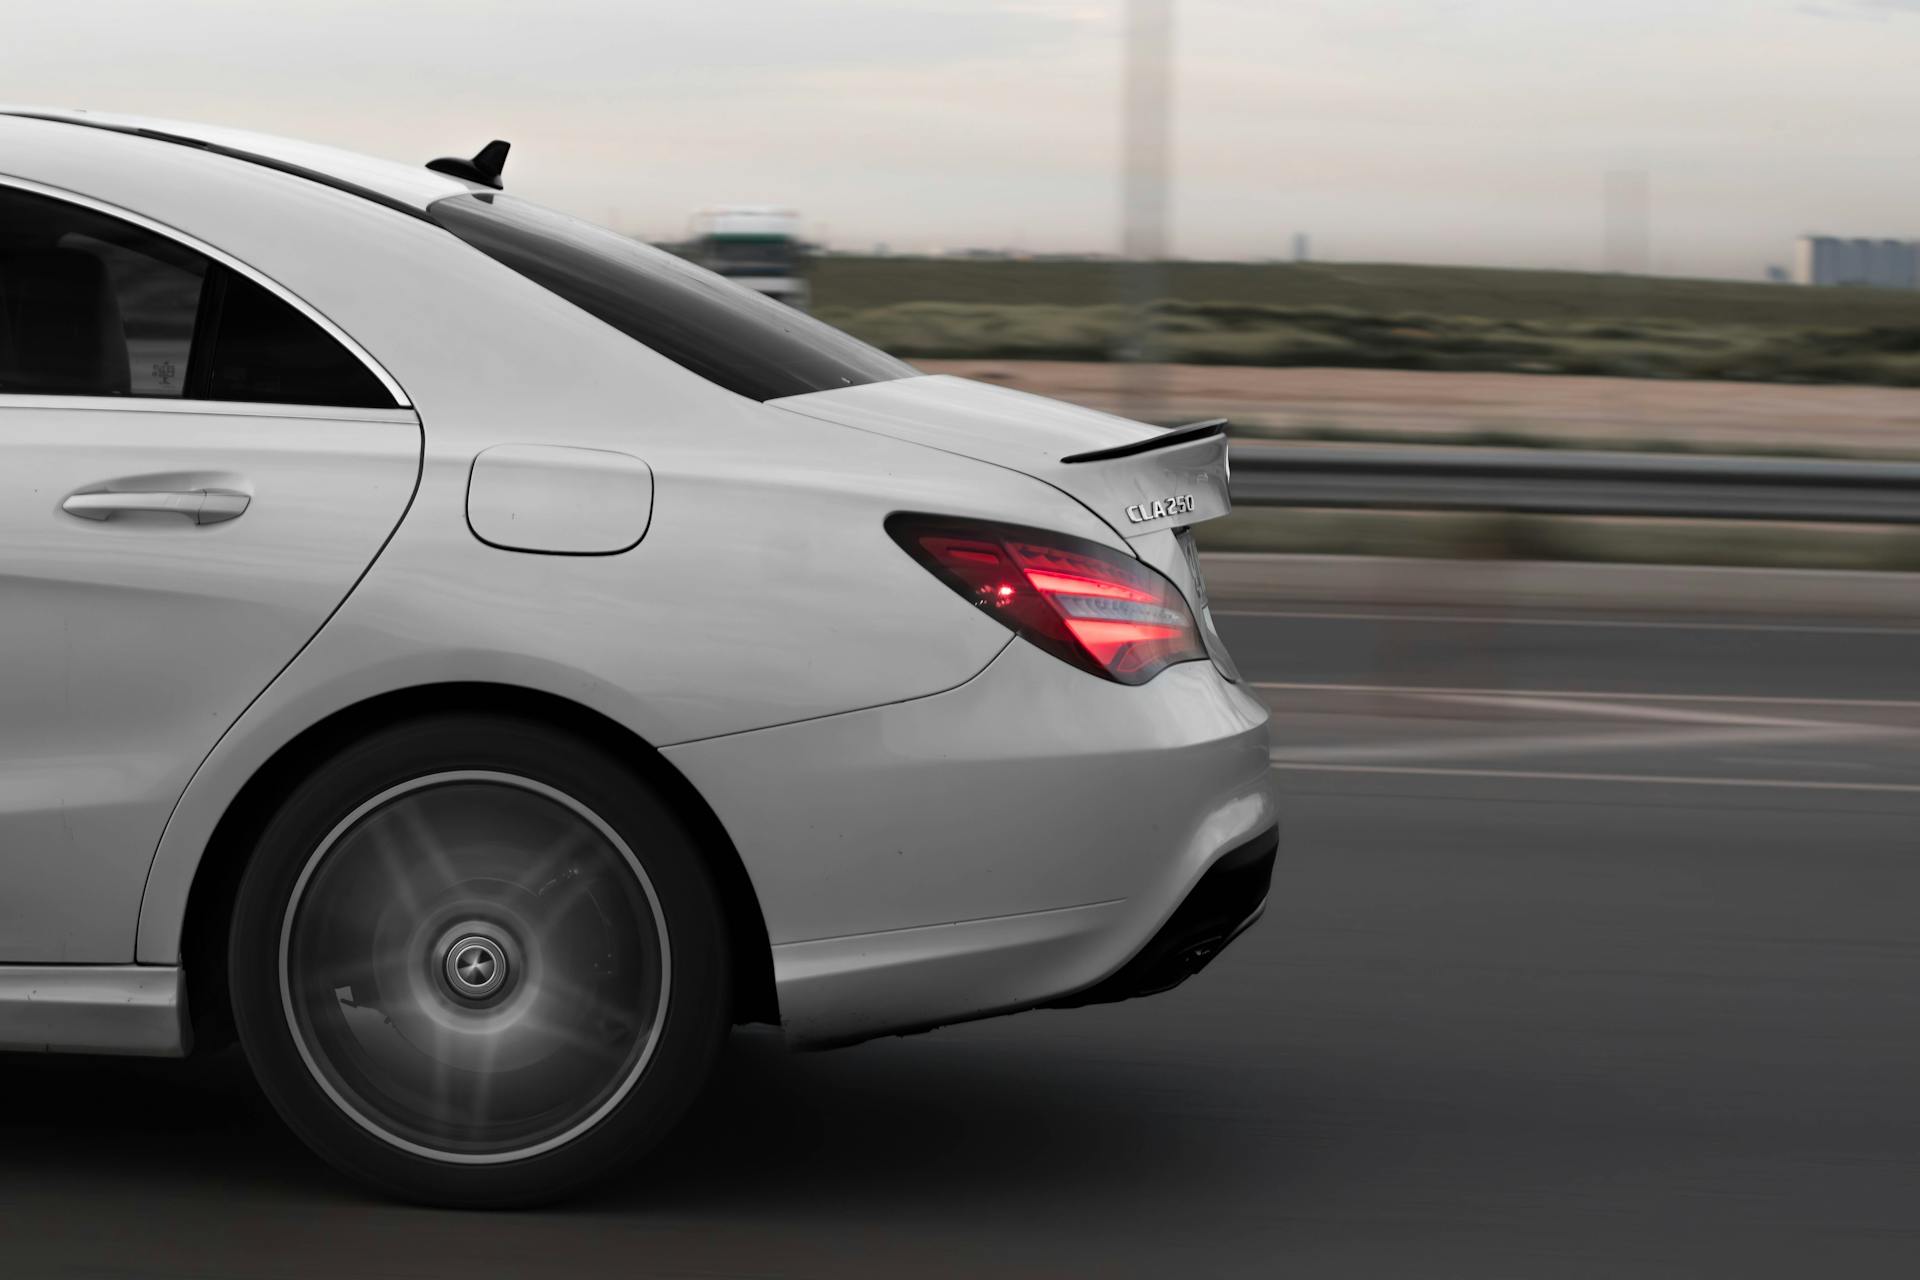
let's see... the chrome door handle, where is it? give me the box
[62,488,251,525]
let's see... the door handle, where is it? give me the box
[62,488,251,525]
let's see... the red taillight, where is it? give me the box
[888,514,1207,685]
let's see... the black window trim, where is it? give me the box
[0,173,411,410]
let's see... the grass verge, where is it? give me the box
[808,258,1920,388]
[816,299,1920,388]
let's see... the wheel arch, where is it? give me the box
[176,681,779,1051]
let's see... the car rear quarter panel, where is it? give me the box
[134,411,1111,962]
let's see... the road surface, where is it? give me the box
[5,588,1920,1276]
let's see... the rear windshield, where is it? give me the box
[429,193,913,402]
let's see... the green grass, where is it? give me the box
[807,259,1920,387]
[811,258,1920,326]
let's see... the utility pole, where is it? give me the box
[1120,0,1173,421]
[1603,169,1650,275]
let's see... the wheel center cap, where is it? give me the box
[444,935,508,999]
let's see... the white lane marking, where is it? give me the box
[1252,681,1920,712]
[1215,608,1920,636]
[1717,756,1891,773]
[1267,689,1916,765]
[1270,761,1920,794]
[1264,682,1920,774]
[1416,692,1846,729]
[1267,724,1904,766]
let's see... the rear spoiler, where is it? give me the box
[1060,419,1226,465]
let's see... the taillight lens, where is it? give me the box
[888,513,1207,685]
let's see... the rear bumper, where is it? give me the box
[663,639,1279,1047]
[763,818,1278,1048]
[1046,823,1276,1009]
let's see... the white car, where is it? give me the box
[0,109,1277,1206]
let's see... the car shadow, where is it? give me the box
[0,1021,1265,1216]
[609,1026,1245,1215]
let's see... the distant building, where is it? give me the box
[1884,240,1920,289]
[1794,235,1920,288]
[1293,232,1310,263]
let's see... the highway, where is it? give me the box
[7,583,1920,1276]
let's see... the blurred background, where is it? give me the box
[7,2,1920,1276]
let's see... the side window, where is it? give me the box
[0,185,202,397]
[0,184,394,408]
[190,269,394,407]
[59,231,202,395]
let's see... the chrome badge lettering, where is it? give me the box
[1125,493,1196,524]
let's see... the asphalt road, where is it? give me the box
[7,592,1920,1277]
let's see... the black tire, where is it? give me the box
[228,713,730,1207]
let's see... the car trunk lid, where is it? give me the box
[769,374,1232,540]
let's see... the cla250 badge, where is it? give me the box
[1125,493,1197,524]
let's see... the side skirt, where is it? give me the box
[0,966,190,1057]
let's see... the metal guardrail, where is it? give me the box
[1228,445,1920,524]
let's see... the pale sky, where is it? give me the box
[6,0,1919,279]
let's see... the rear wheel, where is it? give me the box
[228,715,729,1207]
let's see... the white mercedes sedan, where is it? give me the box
[0,109,1277,1206]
